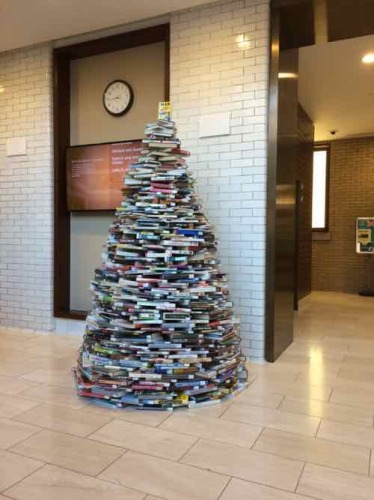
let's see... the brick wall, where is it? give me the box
[0,46,54,331]
[313,137,374,293]
[171,0,269,358]
[0,0,270,358]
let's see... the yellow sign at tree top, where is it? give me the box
[158,101,172,121]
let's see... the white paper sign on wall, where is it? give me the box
[6,137,27,156]
[199,112,230,138]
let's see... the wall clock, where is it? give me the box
[103,80,134,116]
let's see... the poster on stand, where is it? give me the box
[356,218,374,253]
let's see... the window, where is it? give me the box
[312,146,329,231]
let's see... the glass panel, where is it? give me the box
[312,150,327,229]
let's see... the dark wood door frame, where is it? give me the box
[294,105,314,309]
[53,24,170,320]
[265,9,280,362]
[293,179,301,312]
[266,0,313,361]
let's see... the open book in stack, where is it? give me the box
[74,118,247,410]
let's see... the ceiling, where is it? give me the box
[0,0,212,53]
[299,34,374,141]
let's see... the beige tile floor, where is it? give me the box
[1,291,374,498]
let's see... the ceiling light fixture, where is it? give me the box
[0,86,4,93]
[362,53,374,64]
[278,72,298,79]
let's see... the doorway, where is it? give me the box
[266,0,374,361]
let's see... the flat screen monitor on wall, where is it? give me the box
[66,140,142,211]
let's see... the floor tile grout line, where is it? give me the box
[94,447,130,478]
[83,416,118,439]
[17,400,87,412]
[85,409,265,447]
[276,394,286,409]
[217,402,233,419]
[83,410,172,430]
[369,449,372,476]
[3,445,123,481]
[314,417,323,438]
[327,387,334,402]
[0,380,42,398]
[5,427,44,452]
[0,389,44,406]
[244,443,371,477]
[122,445,233,477]
[249,426,265,450]
[224,475,323,500]
[155,411,173,428]
[12,416,118,441]
[24,426,129,453]
[294,461,306,493]
[312,429,374,452]
[3,456,149,500]
[280,396,373,413]
[316,415,374,433]
[19,380,80,392]
[220,407,323,435]
[97,446,303,495]
[216,476,233,500]
[8,401,45,421]
[299,491,327,500]
[1,461,47,495]
[15,364,60,380]
[323,397,374,412]
[7,388,87,410]
[86,429,310,478]
[293,462,326,500]
[220,398,282,412]
[177,436,200,463]
[80,428,311,482]
[85,431,200,463]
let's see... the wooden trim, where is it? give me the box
[164,25,170,100]
[55,310,87,321]
[271,0,308,7]
[265,8,280,362]
[55,24,170,59]
[53,51,71,317]
[294,179,301,311]
[68,138,143,149]
[53,24,170,321]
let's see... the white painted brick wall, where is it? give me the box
[0,45,54,331]
[0,0,270,358]
[170,0,269,359]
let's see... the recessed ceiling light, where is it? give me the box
[278,72,298,79]
[0,86,4,93]
[362,53,374,64]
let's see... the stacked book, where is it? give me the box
[75,119,247,410]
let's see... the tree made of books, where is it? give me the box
[75,118,247,410]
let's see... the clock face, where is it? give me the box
[103,80,134,116]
